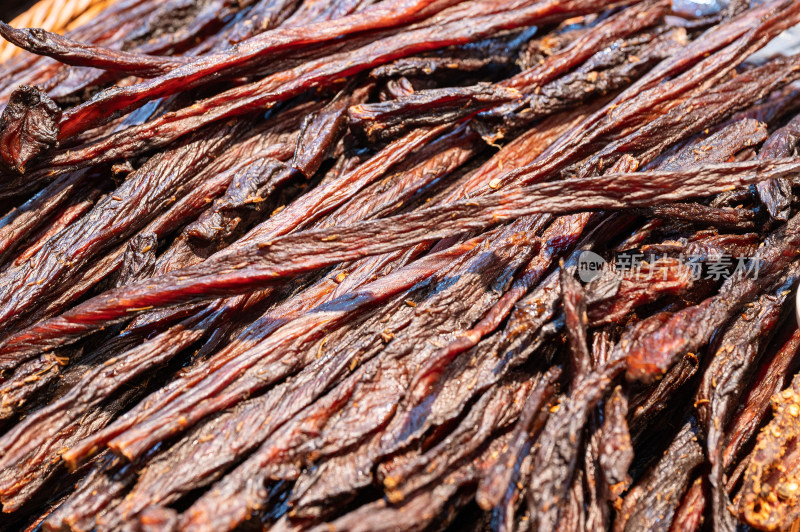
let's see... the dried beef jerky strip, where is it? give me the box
[102,216,542,464]
[0,388,135,512]
[0,23,189,77]
[320,123,481,227]
[177,362,375,531]
[42,453,142,532]
[430,213,593,368]
[756,112,800,220]
[301,433,512,532]
[647,117,768,171]
[502,0,800,187]
[576,56,800,177]
[0,170,92,266]
[696,268,798,531]
[476,27,685,140]
[476,366,560,510]
[627,351,699,441]
[638,203,755,230]
[49,0,492,139]
[598,385,633,493]
[0,353,67,420]
[641,231,759,265]
[736,374,800,530]
[0,119,249,338]
[184,85,374,249]
[669,477,706,532]
[9,187,104,269]
[587,258,693,327]
[561,267,591,383]
[369,27,536,79]
[616,418,704,532]
[352,1,666,141]
[61,128,483,467]
[505,1,668,92]
[4,157,791,366]
[123,0,259,57]
[625,208,800,381]
[291,82,373,178]
[527,357,625,530]
[416,105,607,363]
[61,236,484,468]
[0,85,60,173]
[348,85,520,143]
[174,220,542,521]
[380,375,535,502]
[47,0,620,158]
[224,0,301,43]
[722,326,800,483]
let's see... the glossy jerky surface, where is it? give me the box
[0,1,799,531]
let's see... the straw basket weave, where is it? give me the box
[0,0,114,62]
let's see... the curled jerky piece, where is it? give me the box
[0,22,189,77]
[0,85,60,173]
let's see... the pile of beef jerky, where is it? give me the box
[2,0,800,530]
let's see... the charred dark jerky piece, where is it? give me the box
[184,158,298,249]
[619,418,704,532]
[3,158,794,365]
[527,356,625,530]
[756,112,800,220]
[184,87,372,249]
[292,82,373,178]
[0,23,189,77]
[736,374,800,530]
[369,28,537,80]
[0,85,60,174]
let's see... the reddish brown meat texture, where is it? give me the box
[0,85,60,173]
